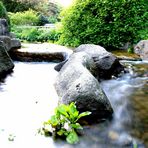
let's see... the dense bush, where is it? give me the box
[0,1,10,27]
[58,0,147,48]
[9,9,39,26]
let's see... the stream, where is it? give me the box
[0,61,147,148]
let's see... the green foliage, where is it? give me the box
[1,0,62,23]
[48,16,59,23]
[0,1,7,18]
[58,0,147,48]
[9,9,39,26]
[21,28,41,42]
[11,26,61,42]
[42,102,91,144]
[0,0,48,13]
[127,48,134,54]
[0,1,10,28]
[137,28,148,41]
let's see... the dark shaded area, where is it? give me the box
[9,49,66,62]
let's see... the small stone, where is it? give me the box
[8,134,16,141]
[108,131,119,140]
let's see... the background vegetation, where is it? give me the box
[1,0,147,48]
[1,0,61,23]
[58,0,147,48]
[11,26,61,42]
[0,1,10,27]
[0,0,62,42]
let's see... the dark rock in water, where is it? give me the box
[134,40,148,60]
[10,50,66,62]
[55,51,113,121]
[93,54,124,79]
[54,59,68,71]
[0,41,14,78]
[75,44,124,79]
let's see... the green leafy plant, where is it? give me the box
[41,102,91,144]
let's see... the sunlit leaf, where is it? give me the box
[66,131,79,144]
[68,102,79,122]
[57,129,66,136]
[77,111,91,120]
[70,123,83,130]
[50,115,59,127]
[57,104,69,118]
[69,102,79,118]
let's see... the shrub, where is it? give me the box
[0,1,7,18]
[11,26,61,42]
[48,16,58,23]
[9,9,39,26]
[0,1,10,28]
[20,28,41,42]
[38,29,61,42]
[58,0,147,48]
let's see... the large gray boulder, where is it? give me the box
[0,41,14,77]
[55,44,124,79]
[134,40,148,60]
[75,44,124,79]
[55,51,113,120]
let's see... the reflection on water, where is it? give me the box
[0,62,59,148]
[0,61,147,148]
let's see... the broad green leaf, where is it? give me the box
[77,111,91,120]
[66,131,79,144]
[57,128,66,136]
[57,104,69,118]
[50,115,59,127]
[69,102,79,118]
[55,108,60,119]
[70,123,83,130]
[43,120,50,125]
[68,102,79,122]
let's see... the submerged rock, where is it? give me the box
[0,41,14,77]
[134,40,148,60]
[55,51,113,121]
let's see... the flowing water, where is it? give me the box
[0,61,147,148]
